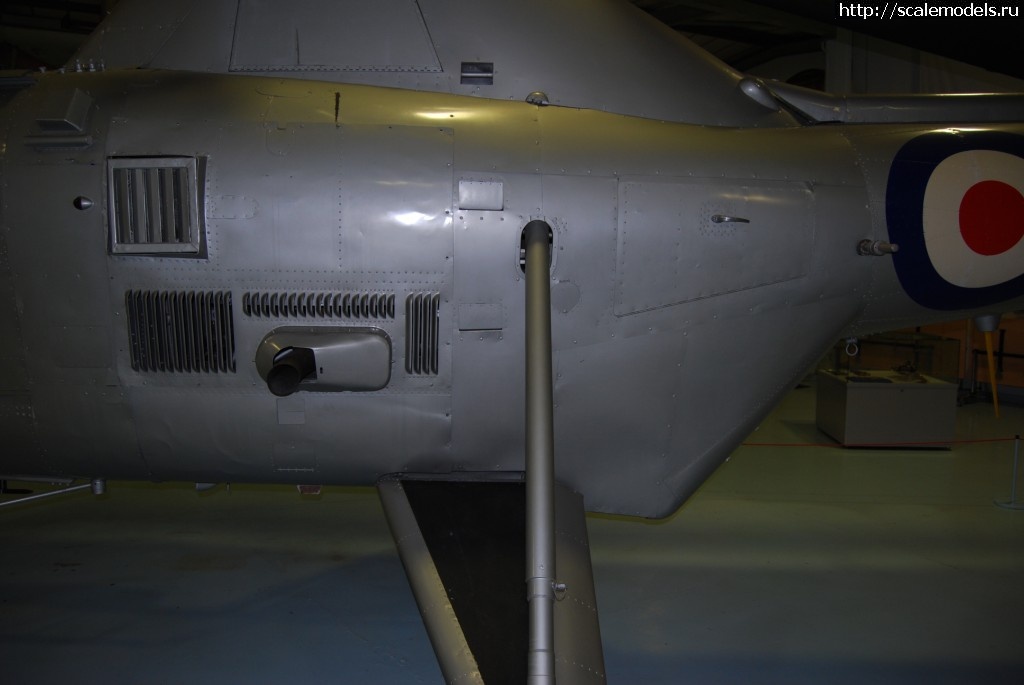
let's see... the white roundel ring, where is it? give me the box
[922,149,1024,289]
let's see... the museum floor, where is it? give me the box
[2,383,1022,684]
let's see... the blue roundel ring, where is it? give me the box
[886,130,1024,311]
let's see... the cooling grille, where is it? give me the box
[405,292,440,375]
[108,157,201,254]
[241,291,395,319]
[125,290,235,373]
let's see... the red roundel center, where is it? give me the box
[959,180,1024,256]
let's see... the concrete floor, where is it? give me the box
[2,384,1023,684]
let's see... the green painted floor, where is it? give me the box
[2,384,1022,684]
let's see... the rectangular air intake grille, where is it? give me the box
[109,157,201,254]
[241,291,395,319]
[405,292,440,375]
[125,290,235,373]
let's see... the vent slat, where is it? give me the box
[124,290,235,374]
[125,291,141,371]
[182,292,196,372]
[155,291,168,372]
[417,294,427,373]
[430,294,440,374]
[174,167,189,243]
[215,292,228,371]
[193,291,205,373]
[221,293,235,371]
[159,168,175,243]
[405,296,413,373]
[144,169,160,243]
[130,169,148,244]
[201,292,214,373]
[114,169,132,245]
[168,292,180,372]
[145,289,160,371]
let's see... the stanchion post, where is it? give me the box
[995,435,1023,511]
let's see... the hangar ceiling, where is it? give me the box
[634,0,1024,81]
[1,0,1022,82]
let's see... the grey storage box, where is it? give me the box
[816,370,958,447]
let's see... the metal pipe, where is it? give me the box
[1012,436,1020,505]
[984,330,1001,418]
[523,220,556,684]
[0,482,93,509]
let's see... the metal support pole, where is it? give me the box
[0,479,104,509]
[975,315,1002,418]
[524,220,556,684]
[996,435,1024,510]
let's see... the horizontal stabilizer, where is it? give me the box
[767,79,1024,124]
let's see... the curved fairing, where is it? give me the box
[70,0,794,128]
[1,0,1023,518]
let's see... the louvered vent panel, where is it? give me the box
[125,290,236,373]
[109,157,201,254]
[241,291,395,319]
[405,292,440,375]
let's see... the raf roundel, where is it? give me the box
[887,131,1024,310]
[923,149,1024,287]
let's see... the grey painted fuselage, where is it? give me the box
[2,0,1023,518]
